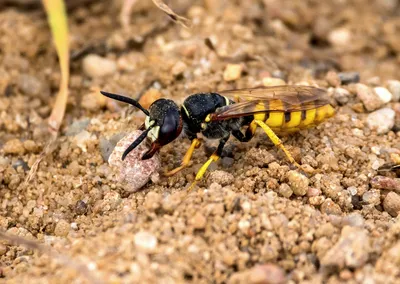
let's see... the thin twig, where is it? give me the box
[152,0,191,28]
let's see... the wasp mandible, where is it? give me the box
[101,85,335,186]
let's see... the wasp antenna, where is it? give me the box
[100,91,150,116]
[121,127,152,160]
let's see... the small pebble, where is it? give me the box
[143,192,162,211]
[22,140,39,153]
[73,130,97,152]
[108,131,161,192]
[262,77,286,87]
[138,88,162,109]
[208,170,234,186]
[386,80,400,101]
[320,199,342,215]
[190,212,207,229]
[75,200,88,215]
[102,191,122,211]
[171,61,187,77]
[383,192,400,217]
[338,72,360,85]
[3,139,25,155]
[134,231,158,253]
[287,171,309,196]
[278,183,293,198]
[18,74,43,98]
[54,220,70,237]
[374,87,392,104]
[371,176,400,193]
[366,108,395,134]
[362,189,381,205]
[356,83,383,111]
[325,71,341,87]
[321,226,370,270]
[245,148,276,167]
[65,119,90,136]
[229,264,286,284]
[328,27,351,47]
[223,64,243,81]
[0,244,7,256]
[333,88,351,105]
[82,54,117,78]
[12,159,29,171]
[307,187,321,197]
[342,212,364,227]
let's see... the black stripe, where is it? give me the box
[284,112,291,123]
[301,110,307,120]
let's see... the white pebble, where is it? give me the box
[366,108,395,134]
[373,87,392,104]
[328,27,351,47]
[386,80,400,101]
[134,231,158,253]
[82,54,117,78]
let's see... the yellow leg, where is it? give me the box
[187,153,220,192]
[254,119,302,169]
[164,138,201,176]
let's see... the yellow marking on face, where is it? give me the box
[205,114,212,122]
[284,111,302,128]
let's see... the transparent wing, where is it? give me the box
[210,85,330,121]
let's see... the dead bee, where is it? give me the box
[101,85,335,187]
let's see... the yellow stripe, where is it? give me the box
[284,111,301,128]
[253,102,266,121]
[300,109,316,128]
[315,105,334,123]
[265,100,284,127]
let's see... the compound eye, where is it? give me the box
[158,112,182,145]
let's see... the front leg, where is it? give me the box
[188,135,230,191]
[164,138,202,176]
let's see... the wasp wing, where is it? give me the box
[210,85,330,121]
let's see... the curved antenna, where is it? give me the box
[100,91,150,116]
[121,127,152,160]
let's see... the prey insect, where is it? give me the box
[100,85,335,189]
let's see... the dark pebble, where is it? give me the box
[12,159,29,171]
[75,200,88,215]
[338,72,360,85]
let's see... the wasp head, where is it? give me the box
[100,91,182,161]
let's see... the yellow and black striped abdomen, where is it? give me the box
[263,99,335,134]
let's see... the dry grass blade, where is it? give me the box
[152,0,191,28]
[25,0,70,183]
[42,0,70,132]
[0,230,103,284]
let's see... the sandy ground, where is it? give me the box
[1,0,400,283]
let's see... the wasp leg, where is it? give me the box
[253,119,302,169]
[188,135,229,191]
[232,121,257,142]
[165,138,202,176]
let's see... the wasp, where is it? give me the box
[100,85,335,187]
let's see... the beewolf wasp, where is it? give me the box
[101,85,335,188]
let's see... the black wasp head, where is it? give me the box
[100,91,182,161]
